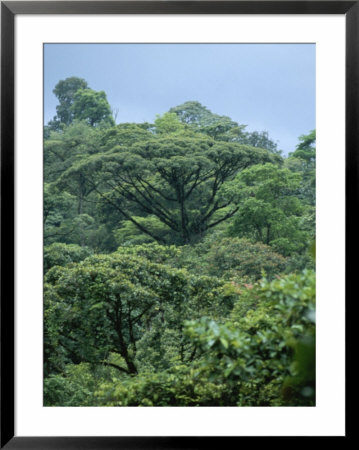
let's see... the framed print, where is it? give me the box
[1,1,353,447]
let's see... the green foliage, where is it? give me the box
[44,121,100,183]
[199,237,287,281]
[154,112,186,134]
[44,79,316,407]
[73,132,278,244]
[170,101,279,150]
[49,76,89,129]
[99,123,153,150]
[286,130,316,205]
[94,270,315,406]
[115,242,181,265]
[184,270,315,406]
[71,89,115,127]
[245,130,280,154]
[95,364,229,406]
[282,334,315,405]
[227,163,311,256]
[44,242,93,273]
[44,183,78,246]
[45,252,184,375]
[48,77,115,131]
[44,249,235,381]
[290,129,316,163]
[44,363,103,406]
[169,100,248,142]
[169,101,235,130]
[113,216,173,246]
[44,361,136,407]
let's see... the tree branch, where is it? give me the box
[207,207,239,229]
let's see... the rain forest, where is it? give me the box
[44,77,315,406]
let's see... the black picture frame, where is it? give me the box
[1,1,353,447]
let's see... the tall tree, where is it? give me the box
[245,130,280,154]
[286,130,316,205]
[48,77,89,129]
[71,89,115,127]
[169,101,246,141]
[67,132,279,244]
[290,129,316,163]
[44,121,100,182]
[170,101,279,148]
[45,252,210,375]
[227,163,310,256]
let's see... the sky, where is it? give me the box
[44,43,315,154]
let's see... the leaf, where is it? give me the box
[220,337,229,349]
[89,302,104,311]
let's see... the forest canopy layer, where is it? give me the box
[44,77,316,406]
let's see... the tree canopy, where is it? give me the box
[65,132,278,244]
[71,89,115,127]
[47,77,115,131]
[43,78,315,407]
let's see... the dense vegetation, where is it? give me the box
[44,77,315,406]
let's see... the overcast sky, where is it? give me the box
[44,43,315,154]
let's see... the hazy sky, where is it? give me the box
[44,43,315,154]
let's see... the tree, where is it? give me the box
[47,77,115,129]
[45,253,187,375]
[290,129,316,164]
[113,216,173,246]
[227,163,310,256]
[44,242,93,273]
[95,270,315,406]
[200,237,287,281]
[71,133,279,244]
[43,82,316,406]
[71,89,115,127]
[99,123,153,151]
[45,251,201,375]
[44,183,77,245]
[169,101,279,149]
[44,122,107,248]
[154,112,186,134]
[286,130,316,205]
[44,121,100,183]
[183,270,315,406]
[245,130,280,154]
[169,101,220,126]
[169,101,247,141]
[56,158,99,215]
[44,248,236,377]
[49,77,89,129]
